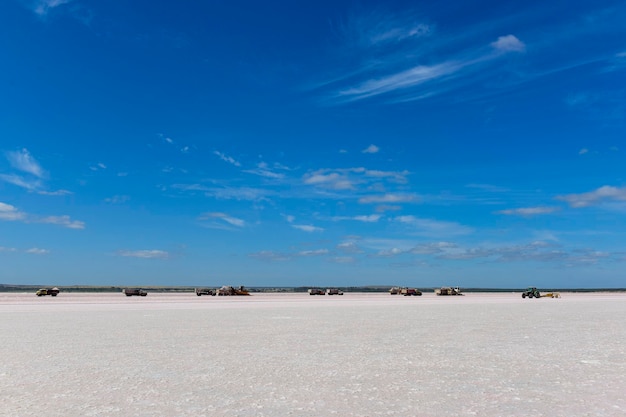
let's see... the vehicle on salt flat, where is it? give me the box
[215,285,250,296]
[195,288,216,296]
[389,286,402,294]
[435,287,463,296]
[123,288,147,296]
[326,288,343,295]
[401,288,422,296]
[308,288,325,295]
[36,287,60,296]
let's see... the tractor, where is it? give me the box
[521,287,541,298]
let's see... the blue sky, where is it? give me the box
[1,0,625,288]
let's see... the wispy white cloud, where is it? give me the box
[244,162,286,179]
[557,185,626,208]
[0,202,27,221]
[38,189,73,196]
[395,215,473,237]
[199,212,245,228]
[89,162,107,171]
[0,246,17,252]
[214,151,241,167]
[117,249,169,259]
[32,0,72,17]
[491,34,526,52]
[579,148,589,155]
[0,174,42,190]
[248,250,291,262]
[26,248,50,255]
[292,224,324,233]
[39,215,85,229]
[297,249,329,256]
[6,149,45,178]
[359,193,419,204]
[332,214,382,222]
[362,144,379,154]
[104,195,130,204]
[497,206,560,216]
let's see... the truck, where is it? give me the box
[389,287,402,294]
[326,288,344,295]
[435,287,463,296]
[123,288,147,297]
[401,288,422,296]
[215,286,250,296]
[195,288,216,296]
[308,288,325,295]
[36,287,60,296]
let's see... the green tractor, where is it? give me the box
[522,287,541,299]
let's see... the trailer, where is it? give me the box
[195,288,216,296]
[326,288,344,295]
[308,288,325,295]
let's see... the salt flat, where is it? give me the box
[1,292,624,416]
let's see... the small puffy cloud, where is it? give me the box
[26,248,50,255]
[497,206,560,216]
[6,149,45,178]
[491,35,525,52]
[303,172,354,190]
[557,185,626,208]
[359,193,419,204]
[0,202,27,221]
[292,224,324,233]
[337,241,363,254]
[118,250,169,259]
[214,151,241,167]
[39,215,85,229]
[362,144,380,154]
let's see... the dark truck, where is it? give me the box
[36,287,60,296]
[123,288,147,297]
[195,288,216,296]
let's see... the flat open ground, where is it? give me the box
[1,292,624,416]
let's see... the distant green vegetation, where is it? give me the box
[1,284,624,293]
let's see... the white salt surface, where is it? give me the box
[1,292,625,416]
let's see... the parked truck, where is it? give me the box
[326,288,344,295]
[36,287,60,296]
[215,286,250,296]
[123,288,147,296]
[401,288,422,296]
[195,288,216,296]
[435,287,463,296]
[308,288,325,295]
